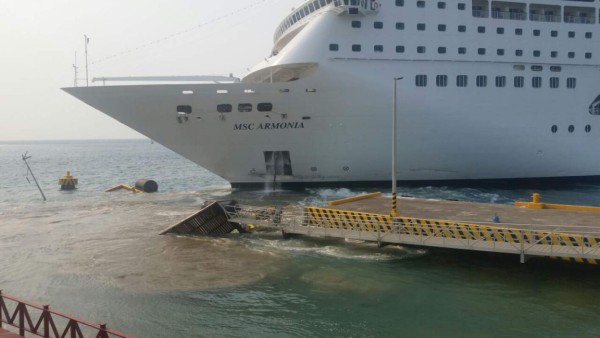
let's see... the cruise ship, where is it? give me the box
[64,0,600,188]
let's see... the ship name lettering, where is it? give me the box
[234,122,305,131]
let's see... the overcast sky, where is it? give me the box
[0,0,300,140]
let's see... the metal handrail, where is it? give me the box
[0,291,131,338]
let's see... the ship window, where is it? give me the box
[551,125,558,133]
[417,1,425,8]
[351,21,361,28]
[531,65,543,71]
[352,44,361,52]
[257,103,273,112]
[395,0,404,6]
[550,77,559,89]
[396,22,405,30]
[438,2,446,9]
[533,29,540,36]
[497,49,504,56]
[568,52,575,59]
[476,75,487,87]
[532,77,542,88]
[568,31,575,38]
[568,125,574,133]
[329,44,339,51]
[495,76,506,87]
[514,76,524,88]
[497,27,504,34]
[374,22,383,29]
[533,50,540,57]
[217,104,231,113]
[586,32,592,39]
[458,25,466,32]
[515,28,523,35]
[586,53,592,59]
[320,0,327,7]
[436,75,448,87]
[396,45,405,53]
[477,26,485,33]
[513,65,525,71]
[456,75,468,87]
[458,3,465,10]
[550,66,561,72]
[515,49,523,56]
[417,23,426,31]
[585,125,591,133]
[438,47,446,54]
[551,30,558,37]
[415,75,427,87]
[238,104,253,112]
[177,105,192,114]
[478,48,486,55]
[551,51,558,58]
[567,78,576,89]
[374,45,384,52]
[438,24,446,32]
[417,46,426,53]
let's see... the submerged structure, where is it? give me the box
[64,0,600,188]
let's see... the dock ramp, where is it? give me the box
[161,201,242,236]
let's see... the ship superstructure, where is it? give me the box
[64,0,600,187]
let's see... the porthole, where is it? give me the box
[585,125,592,133]
[257,103,273,112]
[568,125,575,133]
[343,166,350,172]
[551,125,558,133]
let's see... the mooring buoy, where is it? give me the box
[59,171,78,190]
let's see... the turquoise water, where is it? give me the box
[1,140,600,337]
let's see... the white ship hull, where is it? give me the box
[64,1,600,187]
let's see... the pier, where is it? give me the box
[280,194,600,264]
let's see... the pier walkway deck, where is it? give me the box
[0,329,21,338]
[281,195,600,264]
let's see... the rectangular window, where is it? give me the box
[586,32,592,39]
[374,22,383,29]
[549,77,559,89]
[551,51,558,58]
[351,21,361,28]
[436,75,448,87]
[497,49,504,56]
[476,75,487,87]
[177,105,192,114]
[514,76,524,88]
[396,45,405,53]
[395,0,404,6]
[374,45,383,52]
[533,50,540,57]
[533,29,540,36]
[438,24,446,32]
[417,1,425,8]
[532,77,542,88]
[551,30,558,37]
[437,2,445,9]
[515,28,523,35]
[478,48,486,55]
[567,78,576,89]
[438,47,446,54]
[238,103,253,112]
[417,23,426,31]
[458,47,466,54]
[497,27,504,34]
[495,76,506,88]
[216,104,231,113]
[568,52,575,59]
[417,46,426,53]
[586,52,592,59]
[352,44,361,52]
[477,26,485,33]
[458,25,466,32]
[415,75,427,87]
[515,49,523,56]
[257,103,273,112]
[456,75,468,87]
[329,44,339,51]
[396,22,405,30]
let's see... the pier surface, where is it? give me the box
[282,195,600,264]
[0,329,20,338]
[331,196,600,231]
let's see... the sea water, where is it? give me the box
[1,140,600,337]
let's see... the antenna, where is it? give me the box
[72,51,78,87]
[22,152,46,201]
[84,34,90,86]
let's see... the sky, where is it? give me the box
[0,0,300,140]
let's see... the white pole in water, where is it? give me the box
[22,152,46,201]
[391,77,403,217]
[84,35,89,87]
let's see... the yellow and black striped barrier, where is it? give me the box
[303,206,599,264]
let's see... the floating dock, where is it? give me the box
[281,194,600,264]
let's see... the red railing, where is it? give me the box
[0,291,132,338]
